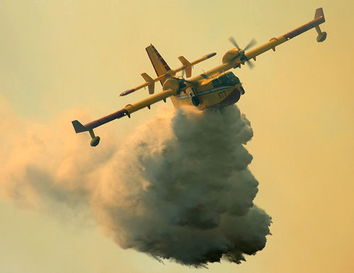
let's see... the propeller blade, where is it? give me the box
[228,37,256,69]
[244,38,257,51]
[246,59,254,69]
[229,36,241,50]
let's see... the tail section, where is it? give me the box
[145,45,172,86]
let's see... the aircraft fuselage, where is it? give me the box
[171,72,244,109]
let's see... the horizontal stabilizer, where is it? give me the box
[141,72,154,82]
[72,120,87,133]
[178,56,192,78]
[119,47,216,96]
[141,73,155,94]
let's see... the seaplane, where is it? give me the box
[72,8,327,146]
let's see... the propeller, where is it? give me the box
[176,70,193,86]
[181,68,185,79]
[179,68,194,82]
[228,37,257,68]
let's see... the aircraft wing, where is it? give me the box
[245,8,326,61]
[72,88,177,146]
[193,8,326,80]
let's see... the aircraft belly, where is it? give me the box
[173,86,237,109]
[200,88,234,108]
[206,88,241,109]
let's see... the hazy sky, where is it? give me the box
[1,1,353,273]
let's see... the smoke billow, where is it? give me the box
[94,105,271,266]
[0,98,271,267]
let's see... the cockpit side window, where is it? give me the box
[212,78,223,88]
[212,72,240,87]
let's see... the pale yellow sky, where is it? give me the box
[1,1,353,273]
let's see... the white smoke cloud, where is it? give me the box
[0,99,271,267]
[0,99,116,212]
[93,105,271,266]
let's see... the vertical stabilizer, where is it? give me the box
[145,45,172,86]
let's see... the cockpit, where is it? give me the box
[212,72,240,88]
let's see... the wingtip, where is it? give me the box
[206,52,217,58]
[315,8,325,20]
[120,89,136,96]
[72,120,87,133]
[145,44,154,51]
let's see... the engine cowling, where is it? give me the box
[163,78,180,91]
[222,48,240,64]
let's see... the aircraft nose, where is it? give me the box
[240,86,245,95]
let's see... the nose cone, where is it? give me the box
[233,88,241,103]
[239,86,245,95]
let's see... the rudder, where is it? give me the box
[145,45,172,86]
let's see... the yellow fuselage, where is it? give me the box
[170,72,244,110]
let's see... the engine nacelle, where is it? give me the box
[163,78,180,91]
[222,48,240,64]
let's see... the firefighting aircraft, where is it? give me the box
[72,8,327,147]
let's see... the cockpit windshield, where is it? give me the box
[212,72,240,88]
